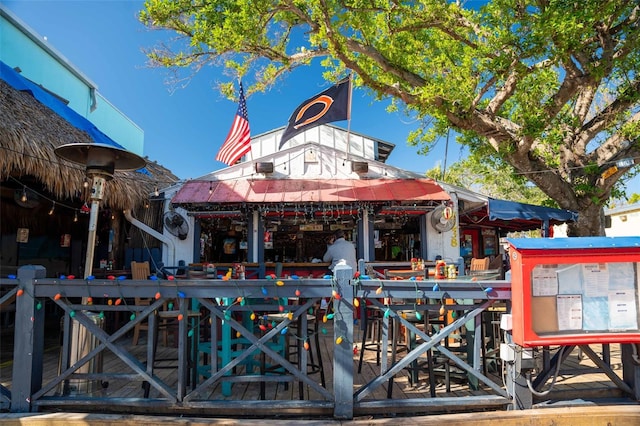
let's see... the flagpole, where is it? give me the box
[346,73,353,158]
[243,78,254,163]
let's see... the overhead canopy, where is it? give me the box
[171,178,450,205]
[488,198,578,223]
[458,198,578,235]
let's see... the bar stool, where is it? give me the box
[142,300,200,397]
[357,302,406,374]
[267,308,326,399]
[357,305,383,372]
[196,298,261,397]
[389,306,453,397]
[390,310,437,396]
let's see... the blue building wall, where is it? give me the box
[0,6,144,155]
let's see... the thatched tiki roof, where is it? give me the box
[0,78,177,210]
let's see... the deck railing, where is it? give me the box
[3,264,513,419]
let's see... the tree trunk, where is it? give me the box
[566,203,605,237]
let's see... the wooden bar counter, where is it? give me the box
[188,262,331,278]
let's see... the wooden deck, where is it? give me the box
[1,320,632,414]
[2,270,638,422]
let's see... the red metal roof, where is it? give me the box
[171,178,450,205]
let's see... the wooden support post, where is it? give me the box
[332,264,354,419]
[11,265,46,412]
[176,299,187,400]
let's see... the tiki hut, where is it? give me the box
[0,76,177,276]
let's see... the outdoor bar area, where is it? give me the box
[161,124,579,285]
[1,92,623,419]
[170,176,452,280]
[4,119,615,420]
[3,7,638,419]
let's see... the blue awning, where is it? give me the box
[1,60,149,175]
[507,236,640,250]
[488,198,578,223]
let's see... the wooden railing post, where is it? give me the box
[332,264,354,419]
[11,265,46,412]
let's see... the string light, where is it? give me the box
[73,211,78,222]
[9,176,88,217]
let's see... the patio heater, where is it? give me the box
[54,143,146,278]
[53,143,146,395]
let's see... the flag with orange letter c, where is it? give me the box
[279,77,351,150]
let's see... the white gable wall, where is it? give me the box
[210,142,415,181]
[251,125,377,162]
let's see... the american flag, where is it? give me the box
[216,82,251,165]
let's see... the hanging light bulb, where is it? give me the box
[73,211,78,222]
[154,186,159,197]
[83,180,89,188]
[208,183,213,195]
[21,187,27,203]
[145,201,149,208]
[48,202,55,216]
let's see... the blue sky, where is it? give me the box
[4,0,459,183]
[4,0,639,197]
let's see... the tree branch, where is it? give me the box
[578,78,640,146]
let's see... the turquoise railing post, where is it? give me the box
[11,265,46,412]
[332,264,354,419]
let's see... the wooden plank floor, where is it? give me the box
[0,321,631,411]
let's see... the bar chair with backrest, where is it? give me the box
[470,257,490,273]
[131,261,158,345]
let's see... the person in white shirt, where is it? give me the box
[323,229,357,275]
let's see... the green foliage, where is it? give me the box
[426,151,551,207]
[140,0,640,235]
[628,193,640,205]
